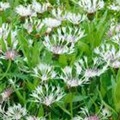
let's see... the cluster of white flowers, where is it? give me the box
[1,0,118,119]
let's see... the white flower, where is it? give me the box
[15,5,33,17]
[76,56,107,79]
[108,1,120,11]
[94,43,120,68]
[32,63,57,82]
[0,104,27,120]
[43,18,61,28]
[31,84,65,106]
[51,8,66,21]
[76,106,111,120]
[111,33,120,45]
[43,34,75,54]
[23,17,44,33]
[108,3,120,11]
[56,27,85,43]
[0,2,10,11]
[107,19,120,38]
[1,88,12,102]
[60,66,88,87]
[0,23,11,40]
[32,0,50,14]
[78,0,104,13]
[66,12,86,25]
[0,30,18,60]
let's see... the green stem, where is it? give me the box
[70,100,73,118]
[49,112,52,120]
[0,60,11,80]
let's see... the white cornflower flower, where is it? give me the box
[78,0,104,13]
[1,88,13,102]
[56,27,85,43]
[26,116,46,120]
[76,56,107,79]
[31,84,65,106]
[0,104,27,120]
[32,63,57,82]
[23,17,44,33]
[15,5,33,17]
[4,50,17,60]
[108,3,120,11]
[32,0,50,14]
[107,19,120,38]
[60,66,88,87]
[94,44,120,68]
[0,30,18,60]
[0,2,10,11]
[75,106,111,120]
[51,8,66,21]
[0,23,11,40]
[43,18,61,28]
[43,34,75,54]
[66,12,86,25]
[111,33,120,45]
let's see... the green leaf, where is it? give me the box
[113,68,120,112]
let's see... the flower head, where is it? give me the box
[108,1,120,11]
[66,12,86,25]
[75,56,107,79]
[0,104,27,120]
[111,33,120,45]
[32,63,57,82]
[32,0,50,14]
[0,2,10,11]
[43,34,75,55]
[60,65,88,87]
[51,8,66,21]
[1,88,13,102]
[0,23,11,40]
[31,84,65,106]
[0,30,18,60]
[94,43,120,68]
[78,0,104,13]
[15,5,33,17]
[56,27,85,43]
[23,17,44,33]
[74,106,111,120]
[43,18,61,28]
